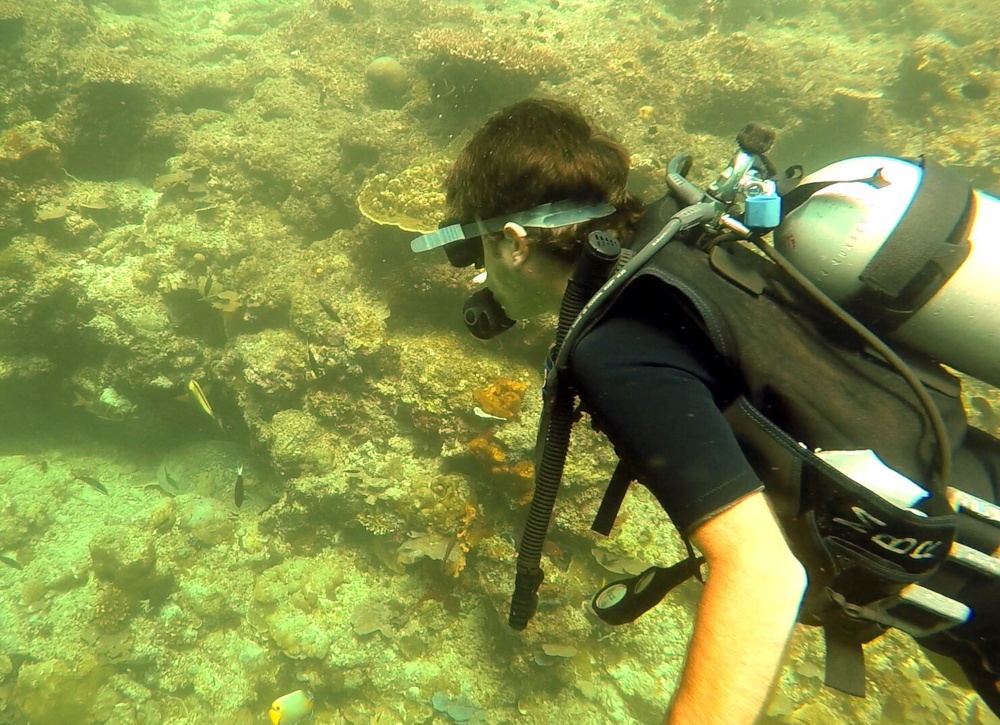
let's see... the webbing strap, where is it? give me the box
[592,462,633,536]
[859,156,972,299]
[824,625,867,697]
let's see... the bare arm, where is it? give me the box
[666,491,807,725]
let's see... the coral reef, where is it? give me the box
[415,26,570,122]
[0,0,997,722]
[474,377,528,419]
[365,56,412,109]
[356,158,449,233]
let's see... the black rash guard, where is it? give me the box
[571,276,763,536]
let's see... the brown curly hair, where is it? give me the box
[444,99,645,264]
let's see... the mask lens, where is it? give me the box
[444,237,484,268]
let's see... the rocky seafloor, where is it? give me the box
[0,0,999,722]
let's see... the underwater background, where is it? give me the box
[1,0,999,723]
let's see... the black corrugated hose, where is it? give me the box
[508,231,622,631]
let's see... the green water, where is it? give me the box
[0,0,998,722]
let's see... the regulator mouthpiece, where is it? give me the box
[463,288,516,339]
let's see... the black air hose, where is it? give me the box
[510,157,719,630]
[509,231,621,630]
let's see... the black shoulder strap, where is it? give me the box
[592,461,633,536]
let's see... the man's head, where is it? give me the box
[444,99,643,321]
[445,98,642,265]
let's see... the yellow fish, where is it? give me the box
[269,690,314,725]
[182,379,222,429]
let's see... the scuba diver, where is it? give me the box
[410,98,1000,724]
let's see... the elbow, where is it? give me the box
[713,548,808,607]
[776,554,808,602]
[759,551,808,609]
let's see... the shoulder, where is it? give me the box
[625,193,683,250]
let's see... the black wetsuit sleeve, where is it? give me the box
[570,277,763,536]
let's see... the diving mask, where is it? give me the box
[410,199,618,268]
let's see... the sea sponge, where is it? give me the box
[357,158,449,233]
[474,378,528,419]
[468,432,505,465]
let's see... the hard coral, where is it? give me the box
[474,378,527,419]
[92,584,138,633]
[357,159,449,233]
[13,657,112,723]
[0,0,23,44]
[80,52,139,86]
[416,29,568,80]
[0,2,23,20]
[415,28,569,122]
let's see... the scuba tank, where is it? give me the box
[774,156,1000,389]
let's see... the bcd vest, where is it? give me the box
[574,193,1000,696]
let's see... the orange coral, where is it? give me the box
[512,460,534,481]
[474,378,528,419]
[445,502,483,578]
[467,432,535,505]
[467,432,505,464]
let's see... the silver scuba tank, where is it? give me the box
[774,156,1000,389]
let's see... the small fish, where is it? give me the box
[305,343,321,379]
[318,298,340,323]
[234,463,245,508]
[72,472,108,495]
[0,554,23,570]
[269,689,314,725]
[185,379,223,429]
[73,391,125,422]
[162,466,180,491]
